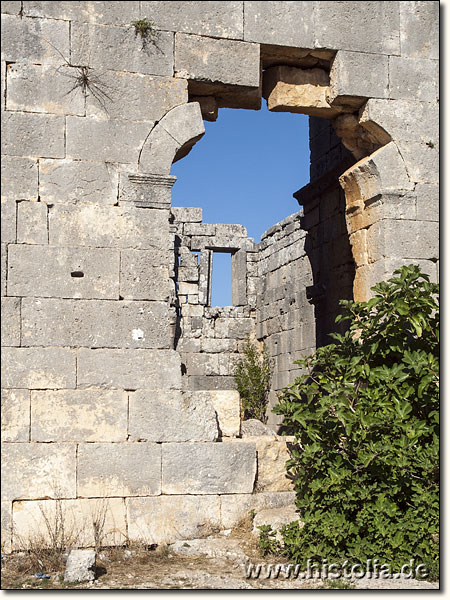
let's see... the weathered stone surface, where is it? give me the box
[77,443,161,497]
[396,141,439,184]
[77,349,182,390]
[169,537,250,563]
[214,317,253,339]
[39,159,118,205]
[7,245,120,299]
[48,204,169,250]
[244,1,314,47]
[220,491,296,529]
[1,297,20,346]
[162,442,256,494]
[171,207,202,223]
[315,1,400,55]
[31,390,128,442]
[367,219,439,262]
[1,112,65,158]
[6,63,85,116]
[400,1,439,59]
[252,506,301,540]
[1,156,38,201]
[206,390,241,437]
[21,298,170,349]
[1,443,76,501]
[231,249,247,306]
[71,23,174,76]
[254,438,295,492]
[1,389,30,442]
[416,183,439,222]
[119,173,176,209]
[127,495,221,544]
[1,1,21,15]
[140,1,243,38]
[120,251,169,300]
[175,33,260,89]
[66,116,154,164]
[329,51,389,105]
[12,498,127,549]
[16,201,48,244]
[24,1,140,24]
[264,66,338,117]
[1,14,70,64]
[1,198,16,243]
[138,125,181,175]
[241,419,277,437]
[360,98,438,144]
[1,244,7,296]
[64,549,96,583]
[86,72,187,121]
[2,347,76,389]
[389,56,438,102]
[1,501,12,554]
[129,390,219,442]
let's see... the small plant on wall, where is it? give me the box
[131,17,158,48]
[234,338,273,423]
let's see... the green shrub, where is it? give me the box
[274,265,439,576]
[234,339,272,423]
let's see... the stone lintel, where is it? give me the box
[120,173,177,209]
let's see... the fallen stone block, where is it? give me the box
[252,506,302,541]
[64,549,96,583]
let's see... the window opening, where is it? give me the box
[210,251,233,307]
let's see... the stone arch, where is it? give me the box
[139,102,205,175]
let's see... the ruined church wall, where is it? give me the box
[1,1,439,550]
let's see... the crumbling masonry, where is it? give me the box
[1,1,438,550]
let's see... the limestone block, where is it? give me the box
[86,72,187,121]
[185,353,219,376]
[1,2,21,14]
[16,201,48,244]
[138,125,180,175]
[263,66,338,117]
[64,549,96,583]
[220,491,296,529]
[159,102,205,149]
[1,443,76,501]
[66,116,154,164]
[367,219,439,263]
[178,266,199,283]
[140,1,243,38]
[396,141,439,184]
[360,98,438,144]
[231,249,247,306]
[252,506,301,539]
[6,63,85,116]
[24,1,140,25]
[175,33,260,89]
[12,497,127,549]
[2,347,76,389]
[1,501,12,554]
[129,390,219,442]
[162,442,256,494]
[39,159,118,205]
[77,348,182,390]
[127,495,221,544]
[119,173,177,209]
[400,1,439,59]
[7,245,120,299]
[171,207,202,223]
[120,251,169,300]
[315,1,400,55]
[1,389,30,442]
[214,317,253,339]
[1,199,16,243]
[207,390,241,437]
[1,297,20,346]
[184,223,216,236]
[254,438,295,492]
[1,156,38,201]
[31,389,128,442]
[71,23,174,77]
[244,1,314,47]
[189,375,236,391]
[389,56,438,102]
[416,184,439,222]
[201,339,237,353]
[1,14,70,64]
[329,51,389,106]
[48,204,169,250]
[77,443,161,497]
[2,111,65,158]
[21,298,170,349]
[1,244,7,296]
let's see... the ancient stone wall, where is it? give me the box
[1,1,439,550]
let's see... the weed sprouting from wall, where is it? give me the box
[131,18,158,49]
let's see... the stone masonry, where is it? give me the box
[1,2,439,550]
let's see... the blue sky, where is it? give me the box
[171,103,310,305]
